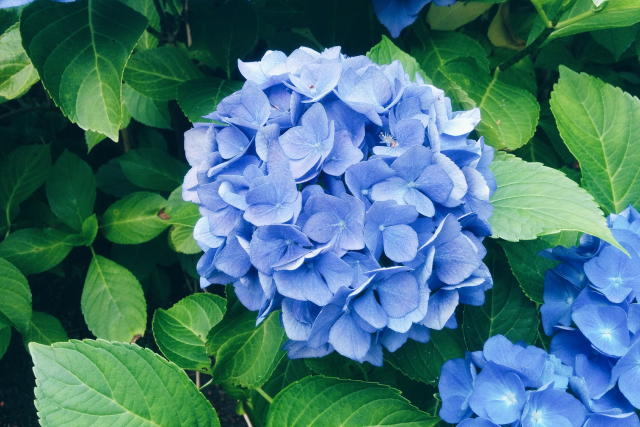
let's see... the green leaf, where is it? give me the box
[386,328,466,385]
[152,293,225,372]
[123,85,171,129]
[266,376,438,427]
[102,191,170,245]
[412,34,536,150]
[119,148,187,192]
[166,191,200,254]
[85,130,107,152]
[0,257,31,334]
[0,228,73,275]
[20,0,147,140]
[367,35,427,81]
[81,255,146,342]
[169,225,200,254]
[0,145,51,228]
[0,23,39,99]
[23,311,67,345]
[80,214,99,246]
[413,30,490,76]
[427,2,493,30]
[500,239,557,304]
[464,68,540,151]
[462,245,539,350]
[178,77,242,122]
[30,339,220,426]
[96,157,140,197]
[591,25,639,60]
[0,319,10,360]
[46,151,96,231]
[489,153,620,249]
[551,0,640,40]
[501,232,579,304]
[207,307,285,388]
[550,67,640,214]
[124,46,203,101]
[118,0,160,51]
[190,0,258,78]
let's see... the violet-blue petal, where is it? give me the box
[469,362,526,425]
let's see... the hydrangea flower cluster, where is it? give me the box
[438,334,640,426]
[183,46,495,365]
[539,206,640,421]
[372,0,457,38]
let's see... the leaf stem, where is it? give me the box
[254,386,273,404]
[530,0,553,28]
[554,8,596,30]
[497,25,554,71]
[242,413,254,427]
[199,378,214,390]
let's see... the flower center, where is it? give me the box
[610,276,624,287]
[501,391,518,406]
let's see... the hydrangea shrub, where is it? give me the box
[184,47,495,364]
[1,0,639,424]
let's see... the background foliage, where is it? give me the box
[0,0,639,425]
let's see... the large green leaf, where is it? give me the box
[266,376,438,427]
[412,33,536,150]
[413,30,489,76]
[102,191,170,244]
[0,23,38,99]
[46,151,96,231]
[20,0,147,140]
[551,0,640,40]
[550,67,640,214]
[386,328,466,385]
[23,311,68,345]
[462,246,539,350]
[0,145,50,229]
[152,293,226,373]
[464,67,539,151]
[489,153,620,248]
[178,77,242,122]
[30,339,220,426]
[0,228,73,275]
[119,148,187,192]
[207,307,285,388]
[0,257,31,334]
[427,2,493,30]
[81,255,146,342]
[123,85,171,129]
[367,35,427,81]
[124,46,202,101]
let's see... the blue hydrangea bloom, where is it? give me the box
[540,206,640,418]
[0,0,74,7]
[439,334,592,426]
[372,0,457,38]
[184,46,494,365]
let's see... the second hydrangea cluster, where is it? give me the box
[438,334,640,426]
[539,206,640,420]
[183,46,494,365]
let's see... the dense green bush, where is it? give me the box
[0,0,639,425]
